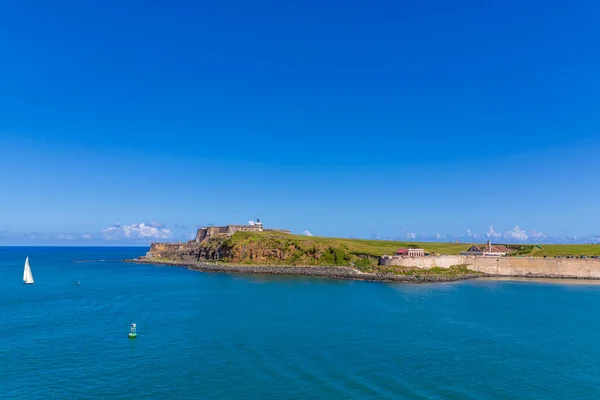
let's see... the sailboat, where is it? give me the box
[23,257,34,284]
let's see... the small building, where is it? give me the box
[460,241,511,257]
[248,218,263,229]
[408,248,424,257]
[396,248,425,256]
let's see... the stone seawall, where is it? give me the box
[380,255,600,279]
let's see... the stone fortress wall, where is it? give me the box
[194,222,291,244]
[380,255,600,279]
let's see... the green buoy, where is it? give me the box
[128,323,137,339]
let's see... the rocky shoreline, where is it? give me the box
[124,258,486,283]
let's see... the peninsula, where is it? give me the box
[130,220,600,283]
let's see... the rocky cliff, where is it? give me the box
[141,231,377,267]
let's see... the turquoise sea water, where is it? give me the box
[2,247,600,399]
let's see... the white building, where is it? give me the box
[408,248,424,257]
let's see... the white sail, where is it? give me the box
[23,257,28,281]
[23,257,34,284]
[26,266,34,284]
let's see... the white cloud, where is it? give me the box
[486,225,502,238]
[529,230,547,239]
[82,234,91,239]
[504,226,528,241]
[586,234,600,242]
[303,230,313,236]
[56,234,77,240]
[466,229,474,237]
[406,232,416,239]
[435,233,442,240]
[101,223,172,240]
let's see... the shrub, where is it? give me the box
[354,257,374,268]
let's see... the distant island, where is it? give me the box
[128,220,600,282]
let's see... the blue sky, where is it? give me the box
[1,0,599,245]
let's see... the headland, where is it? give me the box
[128,220,600,283]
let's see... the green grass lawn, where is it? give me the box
[529,244,600,257]
[233,231,473,256]
[301,236,472,256]
[232,231,600,258]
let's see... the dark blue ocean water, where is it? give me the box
[1,247,600,399]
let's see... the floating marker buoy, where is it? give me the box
[128,323,137,339]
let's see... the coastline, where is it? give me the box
[125,258,600,284]
[475,276,600,285]
[142,230,600,283]
[124,258,486,283]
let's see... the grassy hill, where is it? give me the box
[147,231,600,275]
[528,244,600,257]
[221,231,472,267]
[240,233,473,256]
[226,231,600,261]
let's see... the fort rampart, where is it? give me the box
[194,224,290,243]
[380,255,600,279]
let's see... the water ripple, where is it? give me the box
[2,247,600,399]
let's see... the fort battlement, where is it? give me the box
[145,220,291,258]
[195,224,261,243]
[379,254,600,279]
[194,220,290,243]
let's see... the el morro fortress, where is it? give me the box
[194,219,291,243]
[146,219,291,258]
[139,221,600,281]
